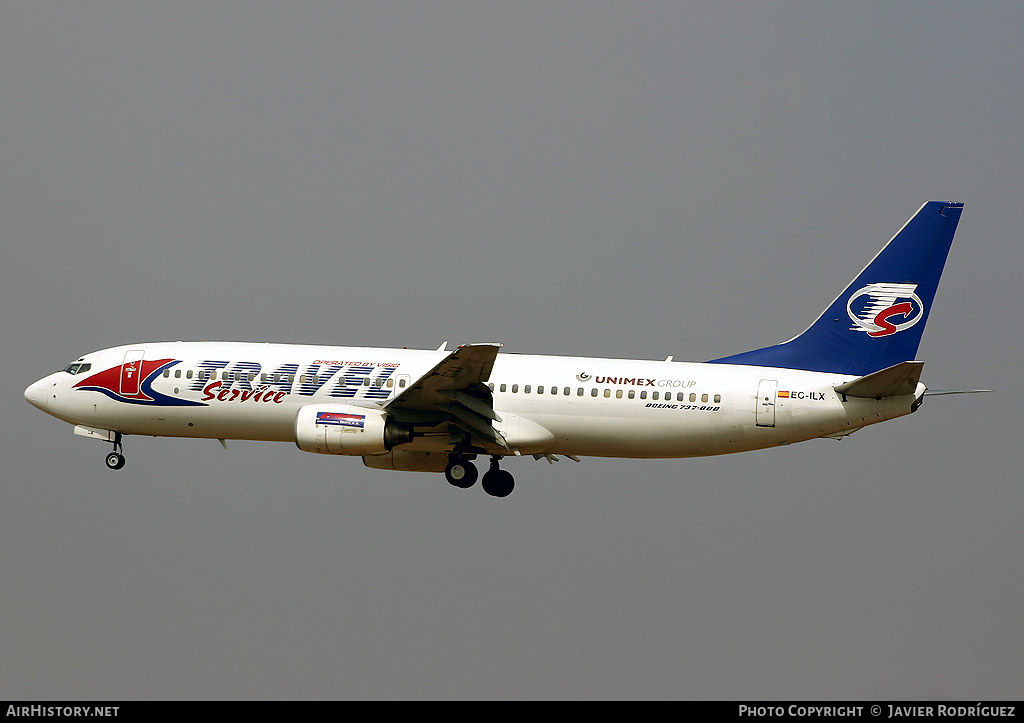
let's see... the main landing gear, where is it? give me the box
[444,454,515,497]
[482,457,515,498]
[104,433,126,470]
[444,454,478,489]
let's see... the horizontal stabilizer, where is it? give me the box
[834,361,924,399]
[923,388,992,396]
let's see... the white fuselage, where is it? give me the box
[26,341,922,459]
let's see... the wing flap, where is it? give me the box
[440,389,502,422]
[441,404,509,448]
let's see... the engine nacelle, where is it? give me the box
[294,404,413,456]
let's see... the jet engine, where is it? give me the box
[294,404,413,456]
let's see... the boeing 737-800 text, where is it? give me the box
[25,202,972,497]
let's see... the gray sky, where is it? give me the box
[2,1,1021,699]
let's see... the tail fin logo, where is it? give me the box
[847,283,924,338]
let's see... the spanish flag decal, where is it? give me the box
[777,390,790,398]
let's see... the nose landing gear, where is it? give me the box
[104,433,126,470]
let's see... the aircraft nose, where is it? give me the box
[24,378,49,410]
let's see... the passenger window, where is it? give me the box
[512,384,519,393]
[689,393,696,402]
[209,371,217,380]
[387,379,394,388]
[537,386,544,394]
[260,373,267,382]
[187,370,194,379]
[714,394,721,403]
[400,379,407,388]
[701,393,709,403]
[677,392,684,401]
[591,388,598,397]
[363,378,371,386]
[628,390,635,399]
[163,370,170,378]
[652,391,659,400]
[524,385,531,394]
[604,389,611,398]
[500,384,507,393]
[577,388,584,396]
[174,369,182,378]
[640,391,647,399]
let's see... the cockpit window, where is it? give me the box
[64,363,91,375]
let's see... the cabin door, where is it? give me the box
[756,379,777,427]
[120,350,146,396]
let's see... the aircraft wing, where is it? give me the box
[384,343,507,448]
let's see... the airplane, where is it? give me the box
[25,201,980,498]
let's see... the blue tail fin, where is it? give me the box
[709,201,964,376]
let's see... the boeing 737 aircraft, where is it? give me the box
[25,202,974,497]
